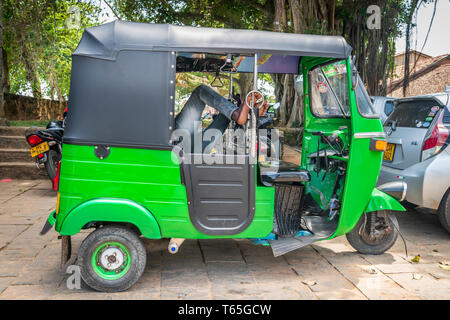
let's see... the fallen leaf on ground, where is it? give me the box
[411,255,420,263]
[432,249,439,253]
[438,261,450,271]
[362,266,378,274]
[412,273,423,280]
[301,280,317,286]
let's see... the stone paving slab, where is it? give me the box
[0,180,449,300]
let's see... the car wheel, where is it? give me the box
[346,212,399,255]
[77,225,147,292]
[438,189,450,233]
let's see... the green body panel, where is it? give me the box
[57,198,162,238]
[56,144,274,239]
[365,188,406,213]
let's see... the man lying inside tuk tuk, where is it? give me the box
[40,21,406,292]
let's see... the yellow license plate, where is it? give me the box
[383,143,395,162]
[30,141,49,157]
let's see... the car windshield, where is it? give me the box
[310,60,350,117]
[385,99,442,128]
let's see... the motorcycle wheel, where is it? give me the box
[44,149,61,180]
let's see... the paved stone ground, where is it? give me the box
[0,180,449,300]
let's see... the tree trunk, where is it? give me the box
[237,73,253,100]
[280,74,296,125]
[0,0,6,125]
[2,48,9,93]
[287,87,300,127]
[273,0,286,32]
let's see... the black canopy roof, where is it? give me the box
[74,20,352,60]
[65,21,353,150]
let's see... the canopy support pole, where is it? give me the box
[250,53,258,162]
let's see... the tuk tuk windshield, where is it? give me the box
[310,60,350,117]
[354,73,378,118]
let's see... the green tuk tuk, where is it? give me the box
[41,21,406,292]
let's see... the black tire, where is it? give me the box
[77,225,147,292]
[44,149,60,180]
[438,190,450,233]
[346,212,399,255]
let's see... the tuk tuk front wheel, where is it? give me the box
[346,212,399,255]
[77,225,146,292]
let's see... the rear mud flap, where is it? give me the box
[40,210,56,235]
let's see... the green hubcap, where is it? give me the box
[91,242,131,280]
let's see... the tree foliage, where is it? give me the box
[3,0,102,100]
[1,0,433,123]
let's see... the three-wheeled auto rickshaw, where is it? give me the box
[40,21,406,292]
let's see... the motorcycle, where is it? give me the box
[25,115,65,189]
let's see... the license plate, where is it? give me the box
[383,143,395,162]
[30,141,49,157]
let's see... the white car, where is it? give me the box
[377,90,450,232]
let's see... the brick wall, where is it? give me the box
[388,55,450,98]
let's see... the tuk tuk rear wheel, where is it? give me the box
[77,225,146,292]
[346,212,399,255]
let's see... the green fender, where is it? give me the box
[365,188,406,213]
[336,188,406,237]
[57,198,162,239]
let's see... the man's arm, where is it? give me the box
[231,105,251,125]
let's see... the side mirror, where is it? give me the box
[351,70,358,89]
[351,56,358,89]
[273,102,280,110]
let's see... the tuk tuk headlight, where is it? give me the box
[377,181,407,202]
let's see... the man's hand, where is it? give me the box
[258,100,269,117]
[233,91,269,125]
[245,91,264,109]
[245,91,269,117]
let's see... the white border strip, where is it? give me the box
[354,132,386,139]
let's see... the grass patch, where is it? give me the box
[8,120,48,127]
